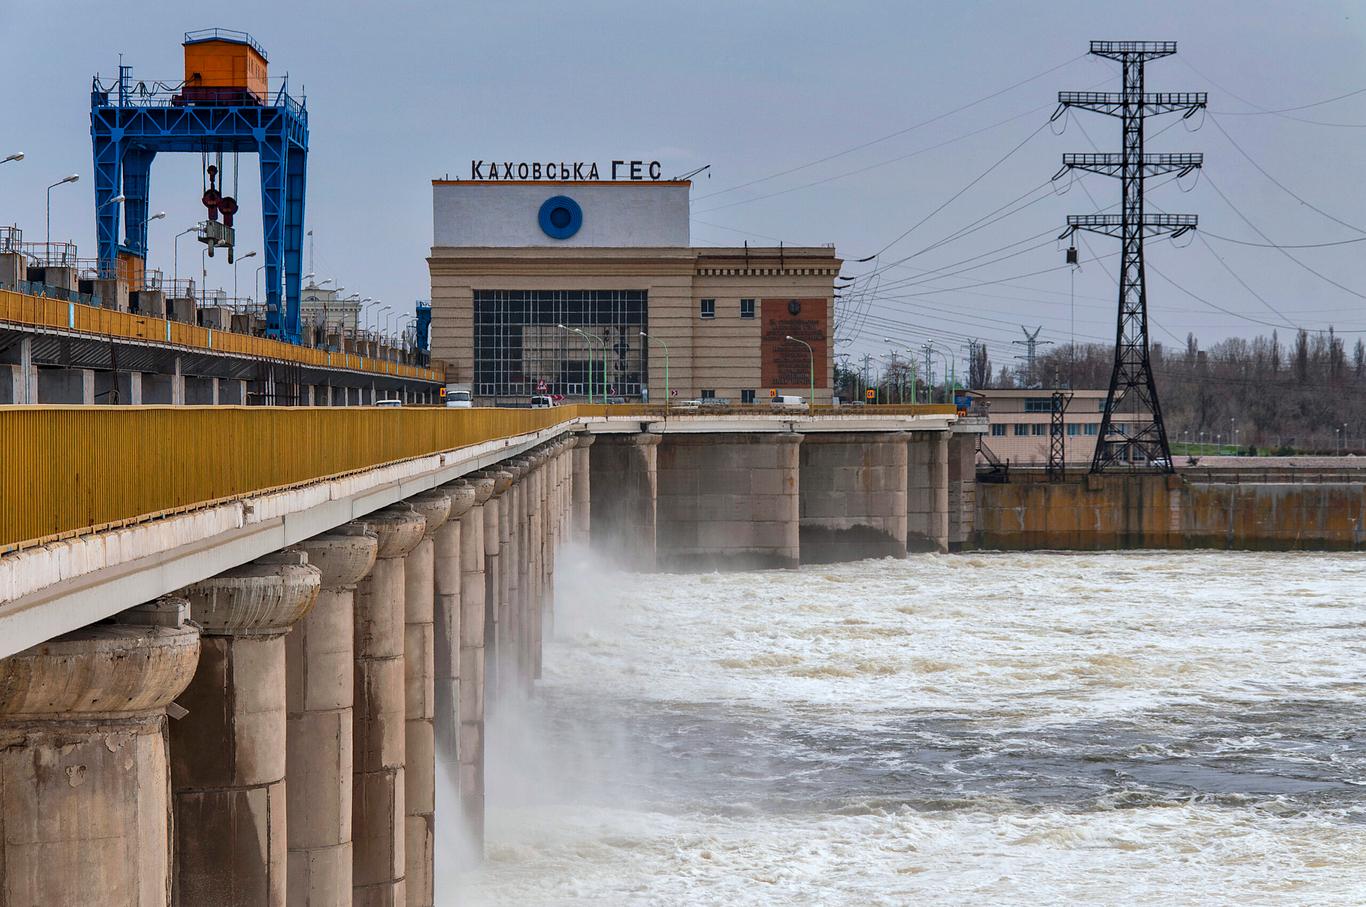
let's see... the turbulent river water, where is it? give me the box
[455,550,1366,905]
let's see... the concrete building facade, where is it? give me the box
[428,180,839,404]
[978,388,1114,465]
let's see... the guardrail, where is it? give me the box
[0,403,957,553]
[0,288,442,383]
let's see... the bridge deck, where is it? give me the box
[1,288,441,382]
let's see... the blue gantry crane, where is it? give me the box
[90,29,309,342]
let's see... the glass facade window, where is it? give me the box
[1067,423,1080,436]
[1024,397,1053,413]
[474,289,647,399]
[991,423,1006,436]
[741,389,756,403]
[1032,423,1046,436]
[701,388,716,399]
[700,298,716,319]
[1085,423,1100,435]
[1013,423,1029,436]
[740,298,755,319]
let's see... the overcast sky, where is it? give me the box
[2,0,1363,374]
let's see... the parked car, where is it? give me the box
[605,396,627,405]
[771,395,806,408]
[376,398,403,408]
[530,395,556,409]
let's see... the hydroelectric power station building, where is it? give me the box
[427,168,840,403]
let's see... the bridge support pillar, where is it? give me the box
[478,470,513,709]
[171,552,323,907]
[403,490,453,907]
[458,476,495,856]
[352,506,426,906]
[908,432,950,553]
[572,433,595,545]
[657,432,802,570]
[287,525,378,907]
[590,432,661,570]
[947,433,978,551]
[0,603,199,907]
[505,459,533,694]
[799,432,908,563]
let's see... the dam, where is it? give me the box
[0,403,974,906]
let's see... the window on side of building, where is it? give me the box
[701,389,716,399]
[1024,397,1053,413]
[1013,423,1029,436]
[740,298,755,319]
[700,298,716,319]
[991,423,1006,436]
[1032,424,1046,436]
[741,389,756,403]
[1067,423,1080,436]
[1085,423,1099,435]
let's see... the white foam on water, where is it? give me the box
[450,549,1366,905]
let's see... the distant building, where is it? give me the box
[301,283,360,332]
[427,177,839,402]
[976,388,1150,465]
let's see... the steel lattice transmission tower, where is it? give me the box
[1055,41,1205,473]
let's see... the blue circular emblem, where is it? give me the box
[538,195,583,239]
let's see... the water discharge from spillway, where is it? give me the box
[450,549,1366,905]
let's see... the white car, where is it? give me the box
[530,395,556,409]
[376,398,403,408]
[445,389,473,408]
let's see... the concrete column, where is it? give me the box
[478,469,513,706]
[18,336,36,404]
[0,604,199,907]
[947,432,978,551]
[127,371,142,405]
[402,490,452,907]
[572,433,594,544]
[526,450,548,681]
[458,476,495,854]
[799,432,909,563]
[657,432,802,570]
[171,356,184,405]
[353,505,426,906]
[508,459,534,691]
[287,525,379,907]
[589,432,661,570]
[907,432,950,553]
[172,552,323,907]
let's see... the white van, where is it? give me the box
[530,395,556,409]
[445,387,473,408]
[771,395,806,408]
[376,398,403,408]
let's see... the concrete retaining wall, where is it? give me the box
[799,432,908,563]
[657,433,801,570]
[976,473,1366,550]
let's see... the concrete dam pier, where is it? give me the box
[0,406,966,906]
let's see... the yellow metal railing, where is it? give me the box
[0,289,443,383]
[0,405,578,552]
[0,402,957,553]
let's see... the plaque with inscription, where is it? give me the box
[760,298,828,389]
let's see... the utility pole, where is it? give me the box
[1012,326,1051,388]
[1056,40,1204,473]
[1047,390,1073,482]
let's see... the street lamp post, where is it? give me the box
[785,335,814,409]
[639,330,669,409]
[558,324,603,403]
[46,174,79,263]
[233,251,257,305]
[174,225,198,291]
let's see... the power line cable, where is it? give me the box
[1207,114,1366,235]
[693,53,1091,202]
